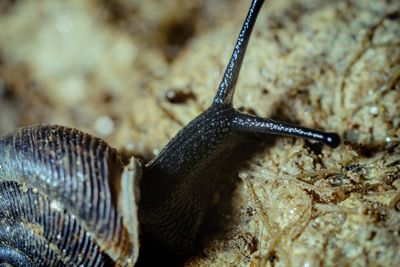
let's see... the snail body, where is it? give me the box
[0,0,340,266]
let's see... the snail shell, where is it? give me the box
[0,124,140,266]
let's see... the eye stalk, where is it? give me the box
[232,112,341,148]
[214,0,265,105]
[211,0,340,148]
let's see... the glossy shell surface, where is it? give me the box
[0,125,140,266]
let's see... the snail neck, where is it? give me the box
[138,104,243,254]
[142,104,237,198]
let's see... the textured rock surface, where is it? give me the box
[0,0,399,266]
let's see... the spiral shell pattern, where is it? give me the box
[0,125,140,266]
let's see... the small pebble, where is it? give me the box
[369,106,378,115]
[94,116,114,136]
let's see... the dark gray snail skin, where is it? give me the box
[0,0,340,266]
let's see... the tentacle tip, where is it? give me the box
[325,132,341,148]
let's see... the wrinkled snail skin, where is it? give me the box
[139,105,239,254]
[0,0,341,266]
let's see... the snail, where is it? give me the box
[0,0,340,266]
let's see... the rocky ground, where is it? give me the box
[0,0,399,266]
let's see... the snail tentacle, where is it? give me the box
[232,112,341,148]
[214,0,265,105]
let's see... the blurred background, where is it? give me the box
[0,0,251,160]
